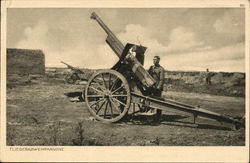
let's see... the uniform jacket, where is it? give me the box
[148,64,165,90]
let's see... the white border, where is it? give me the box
[1,0,249,162]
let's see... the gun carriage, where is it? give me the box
[84,12,244,129]
[61,61,87,84]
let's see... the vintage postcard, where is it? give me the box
[1,0,249,162]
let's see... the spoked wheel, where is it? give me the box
[84,70,131,123]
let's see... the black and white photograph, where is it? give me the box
[1,0,249,162]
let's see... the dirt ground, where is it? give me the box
[6,76,245,146]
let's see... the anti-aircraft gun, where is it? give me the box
[83,12,245,130]
[61,61,86,84]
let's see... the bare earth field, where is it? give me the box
[7,76,245,146]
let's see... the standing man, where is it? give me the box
[205,68,211,85]
[148,56,165,117]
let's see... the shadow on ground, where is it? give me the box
[123,114,232,131]
[64,91,84,102]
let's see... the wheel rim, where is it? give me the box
[84,70,131,123]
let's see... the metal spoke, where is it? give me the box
[111,84,124,94]
[93,83,105,91]
[91,81,106,91]
[104,100,109,118]
[93,77,103,84]
[89,97,105,108]
[110,77,119,92]
[110,94,128,97]
[112,97,127,107]
[109,101,114,118]
[109,98,121,113]
[96,100,107,115]
[89,86,103,94]
[108,73,111,90]
[87,95,104,98]
[102,73,107,89]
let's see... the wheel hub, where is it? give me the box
[103,90,111,98]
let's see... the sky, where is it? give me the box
[7,8,245,72]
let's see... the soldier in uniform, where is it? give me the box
[205,68,211,85]
[148,56,165,117]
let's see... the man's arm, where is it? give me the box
[157,67,165,90]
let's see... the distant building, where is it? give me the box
[7,48,45,75]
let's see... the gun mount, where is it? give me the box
[61,61,86,84]
[83,12,245,130]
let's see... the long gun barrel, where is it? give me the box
[61,61,84,74]
[90,12,124,57]
[61,61,74,69]
[90,12,156,89]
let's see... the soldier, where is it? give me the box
[148,56,165,117]
[148,56,165,96]
[205,68,211,85]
